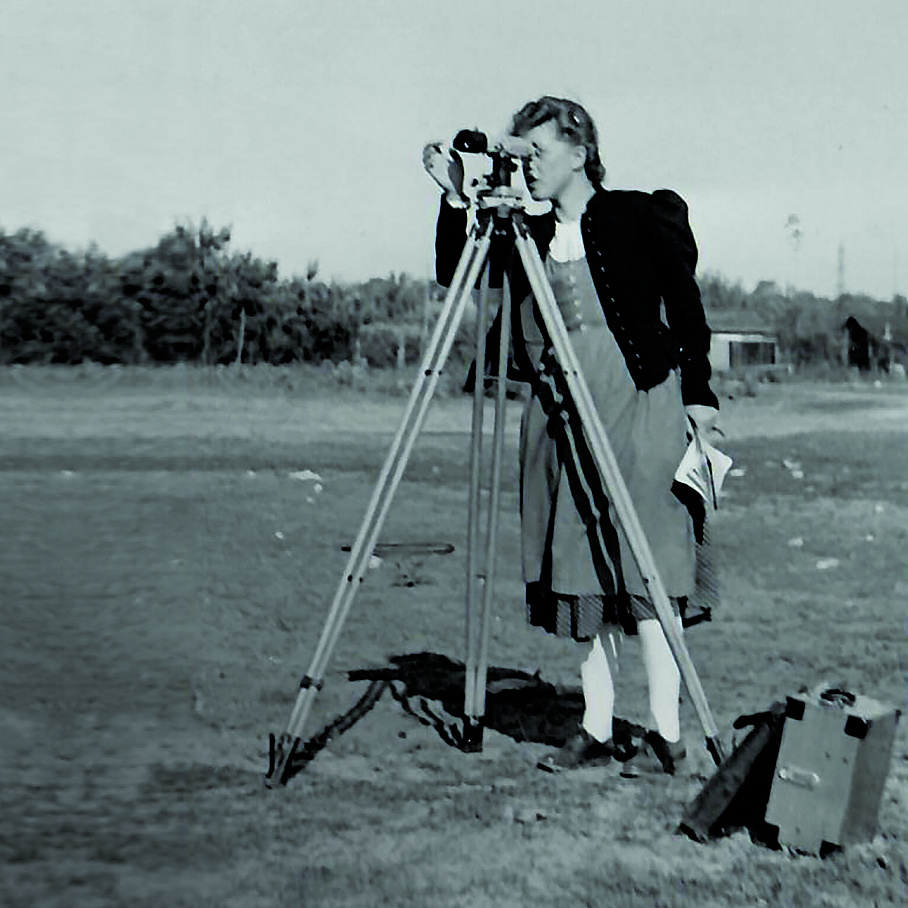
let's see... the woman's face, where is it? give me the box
[520,119,586,202]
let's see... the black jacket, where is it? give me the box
[435,187,719,409]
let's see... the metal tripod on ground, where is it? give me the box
[266,200,726,787]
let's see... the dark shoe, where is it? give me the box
[537,728,633,772]
[620,731,687,778]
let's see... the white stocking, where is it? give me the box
[638,617,683,743]
[580,632,620,743]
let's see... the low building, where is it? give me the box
[706,310,779,373]
[842,315,908,373]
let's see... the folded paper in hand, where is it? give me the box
[675,436,733,509]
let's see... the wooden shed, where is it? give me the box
[842,315,908,373]
[706,310,779,373]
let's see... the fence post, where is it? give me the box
[236,308,246,365]
[396,326,406,371]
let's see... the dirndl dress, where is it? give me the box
[518,223,695,640]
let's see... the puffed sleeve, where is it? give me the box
[435,194,514,290]
[651,189,719,409]
[434,195,469,287]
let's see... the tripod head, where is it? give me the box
[452,130,529,189]
[450,129,537,213]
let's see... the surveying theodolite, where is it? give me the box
[265,143,726,787]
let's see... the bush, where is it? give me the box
[357,323,423,368]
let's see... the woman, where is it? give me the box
[424,96,719,774]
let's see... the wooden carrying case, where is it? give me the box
[764,686,900,854]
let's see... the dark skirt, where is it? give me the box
[518,259,696,640]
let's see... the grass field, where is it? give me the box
[1,366,906,907]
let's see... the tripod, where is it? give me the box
[266,200,726,787]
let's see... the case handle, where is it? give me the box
[820,688,856,708]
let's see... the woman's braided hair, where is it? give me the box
[510,96,606,185]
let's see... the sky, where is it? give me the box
[2,0,906,299]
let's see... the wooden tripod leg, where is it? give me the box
[512,221,725,766]
[463,268,490,747]
[266,221,493,787]
[463,274,513,749]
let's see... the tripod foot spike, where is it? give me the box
[705,735,726,767]
[462,718,484,753]
[264,732,301,788]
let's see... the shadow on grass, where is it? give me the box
[282,651,646,781]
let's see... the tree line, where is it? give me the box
[0,221,459,369]
[698,273,907,371]
[0,220,904,370]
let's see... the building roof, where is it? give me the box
[843,313,908,346]
[706,309,775,336]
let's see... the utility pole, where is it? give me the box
[836,243,846,298]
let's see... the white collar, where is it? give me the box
[549,218,585,262]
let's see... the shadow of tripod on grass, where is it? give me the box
[281,651,646,781]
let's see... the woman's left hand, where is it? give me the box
[685,405,722,440]
[422,142,465,201]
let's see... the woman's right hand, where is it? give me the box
[422,142,465,200]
